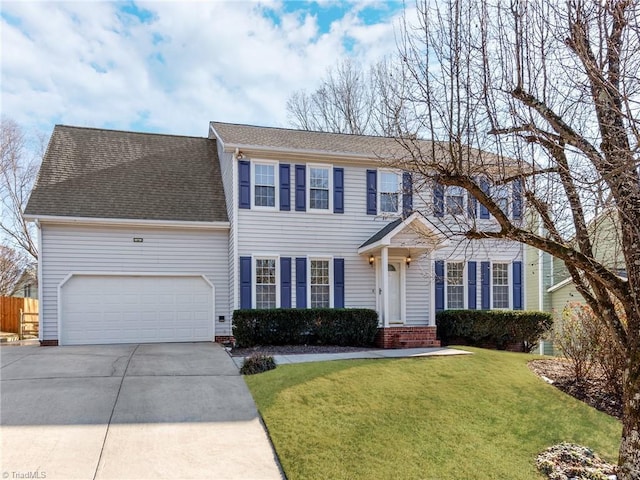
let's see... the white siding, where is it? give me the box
[236,158,524,326]
[40,224,230,341]
[217,143,236,314]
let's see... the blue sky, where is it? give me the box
[1,1,406,139]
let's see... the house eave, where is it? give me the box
[24,214,230,230]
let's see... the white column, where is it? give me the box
[382,246,389,328]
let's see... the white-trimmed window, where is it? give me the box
[493,185,510,217]
[310,259,331,308]
[492,263,510,309]
[308,165,331,211]
[445,186,465,216]
[446,262,465,309]
[253,162,277,208]
[255,258,277,309]
[379,170,401,214]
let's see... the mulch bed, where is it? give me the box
[528,358,622,419]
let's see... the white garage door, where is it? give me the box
[60,275,214,345]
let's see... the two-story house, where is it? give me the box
[25,122,525,347]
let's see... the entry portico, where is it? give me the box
[358,213,447,348]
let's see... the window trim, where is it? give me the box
[490,262,511,309]
[378,169,402,216]
[491,184,511,219]
[307,256,334,308]
[306,163,333,213]
[252,255,280,309]
[445,186,466,217]
[445,261,466,309]
[251,160,279,210]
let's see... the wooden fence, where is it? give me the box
[0,297,39,337]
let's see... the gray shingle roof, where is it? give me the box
[359,218,404,249]
[25,125,228,222]
[210,121,409,158]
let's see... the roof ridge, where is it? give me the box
[210,121,401,141]
[55,124,209,140]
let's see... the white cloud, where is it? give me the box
[1,1,403,137]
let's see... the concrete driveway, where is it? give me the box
[0,343,283,480]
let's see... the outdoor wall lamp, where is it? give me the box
[369,255,375,267]
[405,254,412,268]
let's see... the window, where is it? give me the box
[254,163,276,207]
[445,186,465,216]
[255,258,277,308]
[310,259,330,307]
[446,262,464,309]
[309,166,330,210]
[492,263,509,308]
[380,171,400,214]
[493,185,509,217]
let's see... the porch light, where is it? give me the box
[369,255,375,267]
[405,254,412,268]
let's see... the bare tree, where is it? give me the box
[1,118,41,260]
[0,244,25,296]
[287,58,410,136]
[392,0,639,476]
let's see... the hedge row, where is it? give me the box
[436,310,553,351]
[232,308,379,347]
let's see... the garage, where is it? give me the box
[60,274,214,345]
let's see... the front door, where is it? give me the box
[388,262,402,323]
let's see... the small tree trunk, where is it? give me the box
[618,344,640,479]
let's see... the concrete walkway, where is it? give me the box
[1,343,283,480]
[230,346,471,368]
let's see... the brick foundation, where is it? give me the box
[214,336,235,345]
[375,326,441,349]
[40,339,59,346]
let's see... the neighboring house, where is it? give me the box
[11,267,38,299]
[25,122,526,347]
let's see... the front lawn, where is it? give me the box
[245,347,621,480]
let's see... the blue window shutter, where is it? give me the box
[334,168,344,214]
[280,257,292,308]
[366,169,377,215]
[479,178,490,219]
[295,165,306,212]
[240,256,252,309]
[239,161,251,209]
[334,258,345,308]
[468,190,478,218]
[435,260,445,312]
[433,182,444,217]
[403,172,413,217]
[481,261,490,309]
[467,261,477,309]
[512,179,523,220]
[513,261,523,310]
[296,257,307,308]
[280,164,290,211]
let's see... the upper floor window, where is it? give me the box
[446,262,465,309]
[379,171,400,214]
[445,186,465,216]
[255,258,277,309]
[309,166,330,210]
[310,259,330,307]
[493,185,510,217]
[254,162,277,208]
[492,263,509,309]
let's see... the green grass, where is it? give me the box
[245,348,621,480]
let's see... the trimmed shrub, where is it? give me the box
[436,310,553,351]
[240,354,276,375]
[233,308,379,348]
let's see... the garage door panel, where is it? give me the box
[60,275,214,345]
